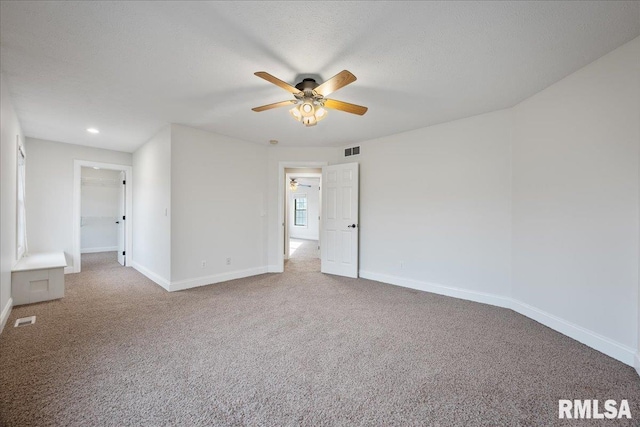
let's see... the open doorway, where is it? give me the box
[72,160,132,273]
[286,172,321,270]
[276,161,327,273]
[79,167,124,270]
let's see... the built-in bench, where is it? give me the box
[12,252,67,305]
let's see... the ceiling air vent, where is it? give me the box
[344,146,361,157]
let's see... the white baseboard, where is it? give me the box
[130,261,170,291]
[267,265,283,273]
[359,270,635,367]
[81,246,117,254]
[64,266,75,274]
[170,266,269,292]
[359,270,512,309]
[0,297,13,334]
[511,300,635,366]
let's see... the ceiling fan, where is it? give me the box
[252,70,368,127]
[290,179,313,191]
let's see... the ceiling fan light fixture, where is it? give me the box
[289,107,302,121]
[300,101,315,117]
[315,106,327,121]
[302,116,317,127]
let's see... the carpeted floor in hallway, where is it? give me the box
[286,238,320,273]
[289,238,319,260]
[0,252,638,426]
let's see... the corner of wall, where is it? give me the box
[130,261,171,291]
[131,125,172,283]
[169,266,269,292]
[1,73,23,332]
[0,297,13,334]
[360,269,635,365]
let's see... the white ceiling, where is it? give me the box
[1,1,638,152]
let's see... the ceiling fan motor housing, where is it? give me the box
[295,78,319,92]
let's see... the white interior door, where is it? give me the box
[321,162,359,278]
[117,171,126,266]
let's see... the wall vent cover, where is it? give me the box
[14,316,36,327]
[344,146,361,157]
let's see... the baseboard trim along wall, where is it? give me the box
[170,267,269,292]
[510,300,635,367]
[81,246,118,254]
[635,353,640,378]
[0,297,13,334]
[359,270,636,367]
[130,261,170,291]
[359,271,513,309]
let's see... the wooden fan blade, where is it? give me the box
[252,100,297,112]
[323,99,368,115]
[254,72,300,94]
[314,70,357,97]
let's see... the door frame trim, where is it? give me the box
[276,161,327,272]
[72,160,133,273]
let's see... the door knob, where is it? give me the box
[347,224,357,228]
[115,221,120,224]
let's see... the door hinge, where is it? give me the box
[122,215,126,220]
[122,251,126,256]
[123,180,126,185]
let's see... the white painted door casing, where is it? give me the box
[117,171,126,266]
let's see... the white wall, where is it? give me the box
[132,126,171,286]
[353,109,514,298]
[512,37,640,352]
[169,124,268,287]
[345,36,640,366]
[24,138,132,268]
[80,167,121,252]
[289,177,320,240]
[0,73,24,332]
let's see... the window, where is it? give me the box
[294,196,307,226]
[16,138,27,259]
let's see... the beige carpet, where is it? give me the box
[289,238,319,260]
[1,252,638,426]
[286,239,320,274]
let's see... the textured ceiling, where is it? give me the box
[1,1,639,152]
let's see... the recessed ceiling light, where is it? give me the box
[87,128,100,134]
[269,139,278,145]
[93,167,100,170]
